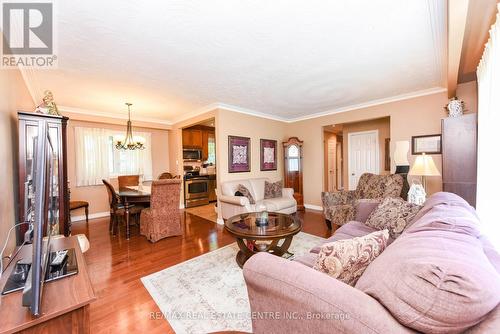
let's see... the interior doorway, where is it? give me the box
[323,116,390,192]
[347,130,379,190]
[323,126,343,192]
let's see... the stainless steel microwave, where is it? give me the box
[183,149,202,161]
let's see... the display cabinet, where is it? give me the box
[18,111,70,242]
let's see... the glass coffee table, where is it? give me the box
[224,212,302,268]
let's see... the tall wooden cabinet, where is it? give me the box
[441,113,477,207]
[283,137,304,211]
[18,111,70,241]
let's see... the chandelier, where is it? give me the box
[114,103,145,150]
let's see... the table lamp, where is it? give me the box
[394,141,410,199]
[409,153,441,191]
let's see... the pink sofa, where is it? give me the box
[243,192,500,333]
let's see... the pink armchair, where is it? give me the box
[140,179,182,242]
[321,173,403,229]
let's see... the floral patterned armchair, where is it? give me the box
[321,173,404,229]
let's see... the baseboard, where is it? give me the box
[71,211,109,223]
[304,204,323,211]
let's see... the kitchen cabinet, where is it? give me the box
[183,129,203,148]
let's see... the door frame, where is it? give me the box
[347,130,380,190]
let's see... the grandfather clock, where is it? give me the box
[283,137,304,211]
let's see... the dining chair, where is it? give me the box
[102,179,143,235]
[118,175,139,188]
[140,179,182,242]
[158,172,180,180]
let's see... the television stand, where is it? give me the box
[0,236,95,333]
[2,248,79,295]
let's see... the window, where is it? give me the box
[287,145,300,172]
[207,135,216,164]
[74,127,153,186]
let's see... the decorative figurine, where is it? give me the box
[445,97,465,118]
[36,90,61,116]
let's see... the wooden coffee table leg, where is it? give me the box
[277,236,293,254]
[235,238,256,268]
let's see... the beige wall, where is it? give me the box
[286,88,474,207]
[0,70,35,256]
[67,119,170,216]
[456,80,478,114]
[215,108,287,188]
[340,117,390,189]
[285,82,477,207]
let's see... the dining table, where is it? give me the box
[117,185,151,239]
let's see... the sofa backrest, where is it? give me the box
[355,173,404,199]
[355,192,500,333]
[221,178,269,201]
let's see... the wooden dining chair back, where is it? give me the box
[102,179,142,235]
[118,175,139,188]
[102,179,119,208]
[140,179,182,242]
[158,172,180,180]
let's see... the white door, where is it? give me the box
[348,130,379,190]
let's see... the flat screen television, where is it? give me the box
[21,120,57,316]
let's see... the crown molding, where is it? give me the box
[215,103,289,122]
[58,105,173,127]
[18,65,447,126]
[284,87,447,123]
[171,102,221,125]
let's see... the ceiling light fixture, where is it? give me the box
[114,103,145,150]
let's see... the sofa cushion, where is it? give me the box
[237,184,255,204]
[293,252,317,268]
[354,199,381,223]
[355,192,500,334]
[259,197,295,212]
[313,229,389,286]
[311,221,382,254]
[247,178,269,201]
[264,180,283,199]
[365,197,421,238]
[222,179,253,197]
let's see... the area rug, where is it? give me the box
[184,203,218,223]
[141,232,324,334]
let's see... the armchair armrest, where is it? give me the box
[243,253,415,334]
[321,190,356,207]
[218,194,250,206]
[282,188,294,198]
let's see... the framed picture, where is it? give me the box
[260,139,277,171]
[228,136,251,173]
[411,134,442,155]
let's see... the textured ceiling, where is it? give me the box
[25,0,446,123]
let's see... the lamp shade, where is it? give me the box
[394,141,410,166]
[409,153,441,176]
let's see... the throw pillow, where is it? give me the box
[264,180,283,199]
[236,184,255,204]
[313,229,389,286]
[365,197,421,238]
[354,199,381,223]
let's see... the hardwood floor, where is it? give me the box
[71,209,330,334]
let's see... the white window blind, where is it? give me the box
[477,3,500,250]
[75,127,153,186]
